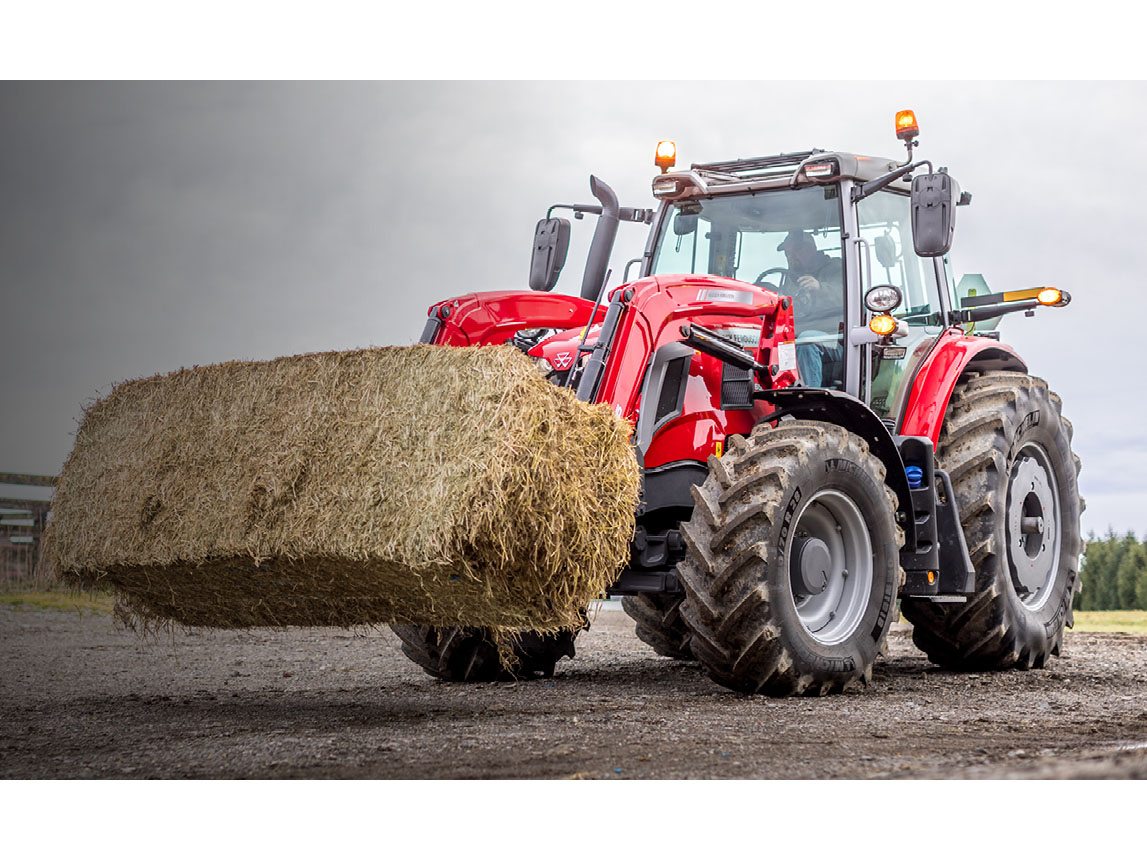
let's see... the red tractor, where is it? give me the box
[394,111,1082,696]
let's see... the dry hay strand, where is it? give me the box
[45,345,640,632]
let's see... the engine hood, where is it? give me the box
[527,324,602,372]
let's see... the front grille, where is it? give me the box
[721,363,755,410]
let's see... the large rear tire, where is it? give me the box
[622,594,695,660]
[901,372,1082,669]
[678,421,903,696]
[390,624,578,681]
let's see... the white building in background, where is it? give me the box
[0,475,54,581]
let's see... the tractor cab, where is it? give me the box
[643,137,957,426]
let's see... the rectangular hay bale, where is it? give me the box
[46,345,640,630]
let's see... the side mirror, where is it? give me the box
[911,172,956,257]
[528,217,571,291]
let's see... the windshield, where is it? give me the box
[651,186,844,341]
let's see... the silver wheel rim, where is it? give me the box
[1006,442,1061,610]
[787,489,874,646]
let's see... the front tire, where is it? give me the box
[901,372,1082,669]
[622,594,695,660]
[678,421,903,696]
[390,624,578,681]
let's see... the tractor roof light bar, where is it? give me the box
[691,150,824,177]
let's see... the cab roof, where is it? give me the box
[659,149,915,199]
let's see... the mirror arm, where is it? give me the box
[852,160,933,204]
[546,203,652,223]
[547,203,601,220]
[620,207,655,224]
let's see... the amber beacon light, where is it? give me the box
[895,109,919,141]
[655,140,677,173]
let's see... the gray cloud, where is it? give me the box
[1,81,1142,534]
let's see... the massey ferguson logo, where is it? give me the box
[552,351,574,370]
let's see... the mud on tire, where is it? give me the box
[390,624,578,681]
[900,372,1082,669]
[622,594,695,660]
[678,421,903,696]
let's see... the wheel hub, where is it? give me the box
[793,537,831,595]
[786,490,874,646]
[1006,444,1061,609]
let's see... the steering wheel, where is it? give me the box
[754,266,791,290]
[755,266,816,315]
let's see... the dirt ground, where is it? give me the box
[3,602,1146,779]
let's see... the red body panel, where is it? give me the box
[424,276,798,468]
[590,275,796,468]
[900,329,1027,445]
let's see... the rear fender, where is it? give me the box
[899,330,1027,444]
[422,291,608,346]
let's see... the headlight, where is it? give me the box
[864,285,903,314]
[535,357,554,374]
[802,159,838,179]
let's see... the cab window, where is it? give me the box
[857,191,945,418]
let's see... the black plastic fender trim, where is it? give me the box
[755,388,917,553]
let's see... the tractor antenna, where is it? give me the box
[565,267,612,389]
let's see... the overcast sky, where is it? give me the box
[1,81,1143,534]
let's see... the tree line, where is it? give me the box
[1075,530,1147,611]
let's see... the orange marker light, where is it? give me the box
[1037,287,1063,306]
[869,313,898,337]
[895,109,919,141]
[655,140,677,173]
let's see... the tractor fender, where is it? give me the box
[899,330,1028,445]
[756,388,916,552]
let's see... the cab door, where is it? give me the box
[855,191,948,422]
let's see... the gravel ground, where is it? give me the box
[3,603,1147,779]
